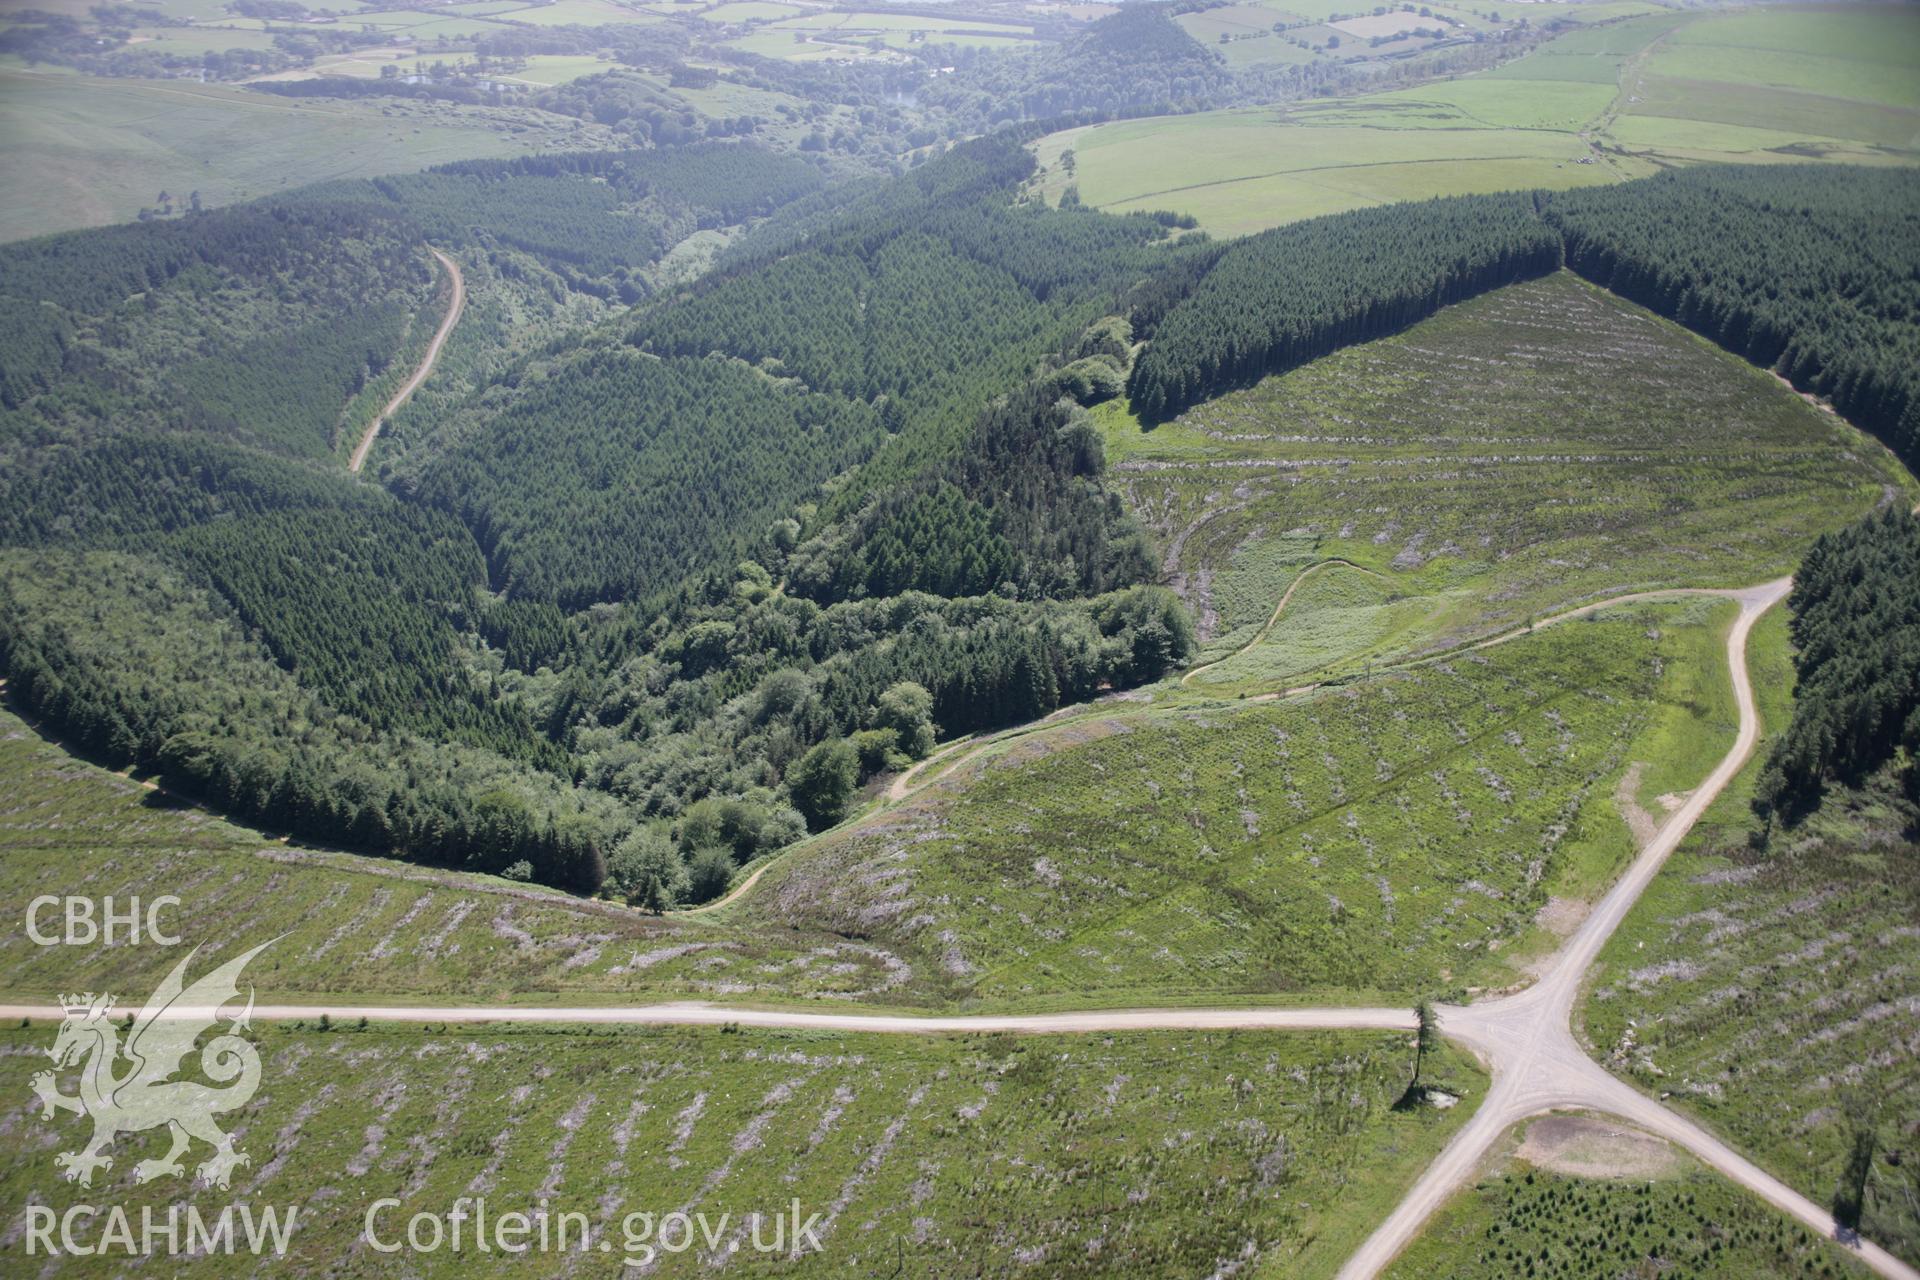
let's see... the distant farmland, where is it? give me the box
[1033,4,1920,235]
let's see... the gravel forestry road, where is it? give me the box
[347,247,463,474]
[9,578,1914,1277]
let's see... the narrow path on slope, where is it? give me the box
[1181,557,1383,686]
[348,247,464,474]
[672,847,790,917]
[840,579,1791,838]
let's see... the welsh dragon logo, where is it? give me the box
[30,941,273,1189]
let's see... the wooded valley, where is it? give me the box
[1,125,1912,909]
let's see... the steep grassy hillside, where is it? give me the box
[1110,272,1908,674]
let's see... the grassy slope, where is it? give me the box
[0,1021,1483,1278]
[0,701,936,1005]
[0,70,614,242]
[735,597,1741,1008]
[1034,5,1919,236]
[712,272,1910,1011]
[1581,602,1920,1263]
[1106,272,1910,674]
[1383,1116,1874,1280]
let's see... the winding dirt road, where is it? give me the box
[9,576,1913,1277]
[1335,576,1913,1280]
[347,247,464,474]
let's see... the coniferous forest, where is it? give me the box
[1757,506,1920,820]
[1,139,1913,899]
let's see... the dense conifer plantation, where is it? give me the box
[417,352,887,608]
[0,133,1194,894]
[0,199,429,457]
[1758,506,1920,820]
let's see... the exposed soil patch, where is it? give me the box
[1534,896,1588,938]
[1614,761,1658,849]
[1514,1115,1681,1180]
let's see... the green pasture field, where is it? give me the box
[736,595,1744,1007]
[496,53,620,84]
[1032,113,1622,236]
[125,0,239,17]
[1470,0,1666,21]
[1177,2,1292,43]
[1648,5,1920,111]
[249,46,415,80]
[879,30,1037,50]
[722,7,1038,59]
[1621,75,1920,152]
[1308,76,1619,131]
[0,1021,1482,1278]
[721,28,904,61]
[439,0,537,14]
[1330,13,1429,38]
[1604,111,1909,165]
[1253,0,1660,29]
[697,0,805,21]
[774,10,1031,34]
[127,25,285,54]
[1104,272,1911,665]
[344,6,521,38]
[0,70,613,242]
[1034,4,1920,236]
[1212,31,1321,71]
[1386,1115,1875,1279]
[1600,4,1920,168]
[1583,604,1920,1263]
[507,0,667,25]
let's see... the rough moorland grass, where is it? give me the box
[739,598,1741,1008]
[0,704,934,1005]
[1385,1119,1873,1279]
[0,1022,1483,1278]
[1582,604,1920,1263]
[0,70,614,242]
[1103,272,1910,670]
